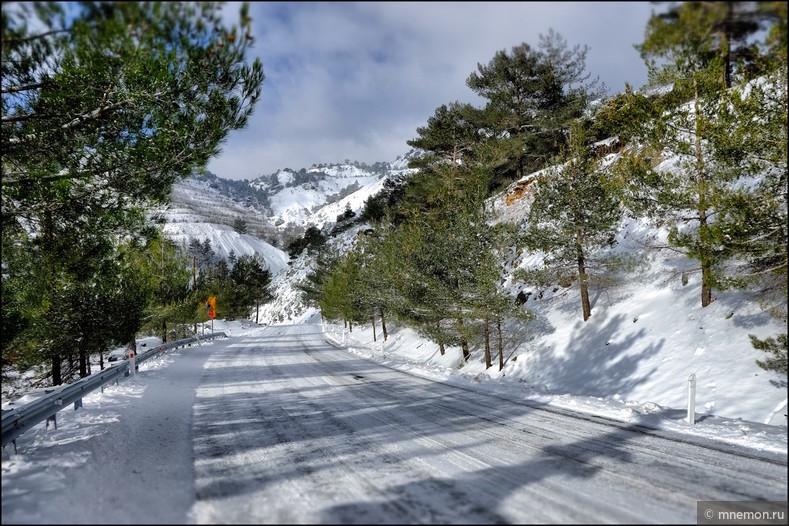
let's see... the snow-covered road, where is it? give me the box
[2,323,786,524]
[190,324,786,523]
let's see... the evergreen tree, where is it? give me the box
[286,224,327,260]
[233,218,249,234]
[320,250,366,331]
[230,253,273,323]
[519,121,623,321]
[359,171,412,224]
[128,235,195,345]
[298,245,342,310]
[620,2,745,308]
[2,2,264,385]
[466,30,603,184]
[2,2,263,217]
[640,2,779,88]
[407,102,481,170]
[352,232,393,341]
[749,334,788,375]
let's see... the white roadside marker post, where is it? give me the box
[687,373,696,425]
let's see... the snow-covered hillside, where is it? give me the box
[160,221,289,275]
[263,171,381,227]
[156,152,418,277]
[248,153,416,229]
[251,149,787,430]
[150,143,787,429]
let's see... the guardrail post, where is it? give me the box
[687,373,696,425]
[46,413,57,430]
[74,399,82,410]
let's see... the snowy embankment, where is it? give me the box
[299,174,789,453]
[322,305,787,456]
[259,173,787,440]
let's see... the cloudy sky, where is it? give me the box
[208,2,658,181]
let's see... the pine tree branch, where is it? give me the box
[1,28,71,45]
[4,99,125,144]
[1,81,46,94]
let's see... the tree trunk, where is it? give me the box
[193,256,197,335]
[461,338,470,363]
[162,318,167,343]
[436,320,445,355]
[99,350,105,371]
[256,300,259,324]
[52,355,62,386]
[371,313,377,342]
[701,263,713,307]
[457,317,470,362]
[483,316,492,369]
[380,307,388,341]
[722,2,732,88]
[44,211,62,386]
[497,318,504,372]
[693,70,713,308]
[79,344,88,378]
[576,231,591,321]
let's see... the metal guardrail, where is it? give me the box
[135,331,226,367]
[1,332,227,450]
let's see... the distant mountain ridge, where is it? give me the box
[155,149,419,270]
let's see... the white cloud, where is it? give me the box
[208,2,656,180]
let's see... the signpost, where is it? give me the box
[208,296,216,334]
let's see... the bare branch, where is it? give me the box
[1,28,70,46]
[1,81,46,94]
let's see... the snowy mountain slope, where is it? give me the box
[160,221,289,275]
[167,179,279,238]
[263,172,382,227]
[248,154,417,229]
[157,178,287,275]
[156,152,418,276]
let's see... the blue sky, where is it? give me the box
[208,2,658,180]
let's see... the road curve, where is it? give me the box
[190,324,787,524]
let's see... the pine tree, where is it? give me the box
[407,102,481,170]
[320,250,366,331]
[621,2,741,308]
[466,30,603,185]
[126,235,194,345]
[616,0,787,311]
[749,334,788,375]
[640,2,768,88]
[520,121,623,321]
[234,218,249,235]
[230,253,273,323]
[298,245,342,310]
[2,2,264,385]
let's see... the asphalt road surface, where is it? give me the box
[187,324,788,524]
